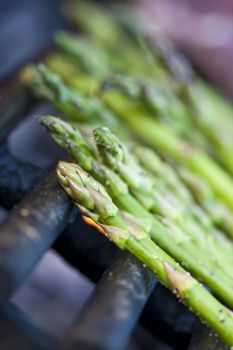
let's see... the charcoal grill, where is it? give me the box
[0,1,225,349]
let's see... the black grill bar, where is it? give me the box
[61,251,155,350]
[56,219,194,349]
[0,302,55,350]
[0,170,72,298]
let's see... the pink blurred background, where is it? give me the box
[137,0,233,96]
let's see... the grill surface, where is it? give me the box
[0,1,217,350]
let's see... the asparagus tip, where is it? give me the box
[39,115,57,127]
[57,161,118,219]
[93,126,124,161]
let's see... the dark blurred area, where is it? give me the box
[0,0,67,80]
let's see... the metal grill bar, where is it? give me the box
[56,217,194,349]
[61,251,155,350]
[0,171,72,298]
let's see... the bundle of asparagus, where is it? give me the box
[21,0,233,345]
[22,64,233,238]
[39,117,233,344]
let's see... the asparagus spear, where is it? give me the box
[40,116,233,307]
[56,160,233,346]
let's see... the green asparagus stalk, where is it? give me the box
[56,160,233,346]
[40,115,233,307]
